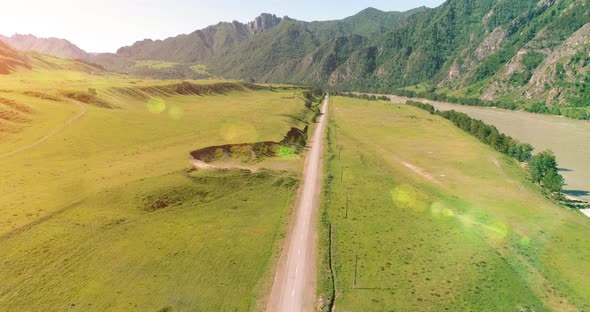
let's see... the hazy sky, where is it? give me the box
[2,0,445,53]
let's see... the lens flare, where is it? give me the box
[457,214,475,227]
[520,236,531,246]
[168,105,184,119]
[456,212,509,242]
[147,97,166,114]
[391,184,419,210]
[481,222,508,241]
[442,208,455,217]
[493,223,508,239]
[430,201,445,217]
[278,145,296,159]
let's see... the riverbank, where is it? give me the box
[373,94,590,203]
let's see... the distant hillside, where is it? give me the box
[93,8,423,80]
[107,13,282,64]
[322,1,589,107]
[93,1,589,119]
[0,41,31,74]
[0,40,103,75]
[0,34,90,60]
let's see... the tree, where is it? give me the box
[542,170,564,194]
[517,144,534,162]
[528,150,558,183]
[527,150,565,196]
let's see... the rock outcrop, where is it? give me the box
[247,13,282,34]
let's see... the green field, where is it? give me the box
[0,67,315,311]
[411,99,590,203]
[318,97,590,311]
[134,60,180,69]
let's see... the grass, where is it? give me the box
[190,64,210,75]
[133,60,179,69]
[415,100,590,203]
[0,66,316,311]
[0,170,298,311]
[399,83,431,93]
[318,96,590,311]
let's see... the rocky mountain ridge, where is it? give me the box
[0,34,90,60]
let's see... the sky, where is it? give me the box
[1,0,445,53]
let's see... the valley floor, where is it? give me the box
[318,97,590,311]
[383,94,590,203]
[0,76,314,311]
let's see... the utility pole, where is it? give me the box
[345,194,349,219]
[354,254,358,288]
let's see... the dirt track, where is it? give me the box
[0,100,87,158]
[267,96,328,312]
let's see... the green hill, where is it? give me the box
[93,9,422,80]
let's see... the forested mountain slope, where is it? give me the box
[92,8,423,80]
[324,0,589,117]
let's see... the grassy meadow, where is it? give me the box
[0,68,313,311]
[412,99,590,202]
[318,96,590,311]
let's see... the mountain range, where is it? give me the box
[91,0,588,116]
[90,8,424,80]
[0,40,102,75]
[0,34,91,60]
[2,0,589,117]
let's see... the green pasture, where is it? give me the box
[318,96,590,311]
[0,71,313,311]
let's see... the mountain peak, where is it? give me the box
[247,13,282,34]
[359,7,384,14]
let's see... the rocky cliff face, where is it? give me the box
[472,1,590,106]
[315,0,589,110]
[247,14,282,34]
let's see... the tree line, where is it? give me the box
[393,88,589,121]
[330,91,390,101]
[407,100,565,196]
[303,86,325,122]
